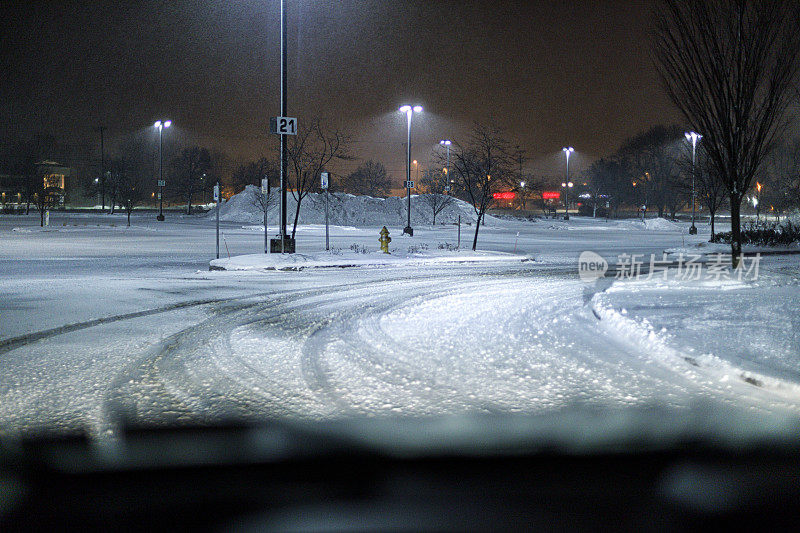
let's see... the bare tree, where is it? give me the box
[231,157,277,194]
[697,153,729,237]
[516,175,545,212]
[653,0,800,265]
[286,119,349,238]
[585,157,630,218]
[31,177,60,227]
[761,136,800,220]
[172,146,211,214]
[676,144,728,237]
[340,160,391,197]
[450,124,511,250]
[618,125,685,218]
[246,161,280,221]
[418,167,455,224]
[112,158,149,227]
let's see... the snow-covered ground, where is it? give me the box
[210,249,531,271]
[1,210,799,442]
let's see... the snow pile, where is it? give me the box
[620,217,681,231]
[211,185,500,227]
[209,248,530,271]
[643,217,681,231]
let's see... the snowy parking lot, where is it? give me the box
[1,210,799,438]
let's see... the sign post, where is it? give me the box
[321,171,329,251]
[269,113,299,254]
[214,183,220,259]
[262,178,270,254]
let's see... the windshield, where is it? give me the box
[1,0,800,457]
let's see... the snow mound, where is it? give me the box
[618,217,681,231]
[211,185,500,227]
[643,217,682,231]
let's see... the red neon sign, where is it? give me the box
[493,192,516,200]
[542,191,561,200]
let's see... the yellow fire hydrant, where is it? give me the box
[379,226,391,254]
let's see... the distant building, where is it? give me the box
[37,161,71,205]
[0,161,72,206]
[0,174,24,206]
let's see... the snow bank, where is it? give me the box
[617,217,681,231]
[543,216,683,232]
[210,249,531,271]
[591,270,800,399]
[211,185,500,227]
[665,242,800,256]
[643,217,682,231]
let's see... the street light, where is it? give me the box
[684,131,702,234]
[755,181,762,223]
[562,147,574,220]
[400,104,423,236]
[440,140,452,193]
[561,181,574,214]
[154,119,172,221]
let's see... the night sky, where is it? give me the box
[1,0,684,182]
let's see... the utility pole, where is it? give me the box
[263,177,270,254]
[406,130,411,234]
[400,105,422,236]
[215,182,220,259]
[439,140,452,194]
[267,0,296,253]
[99,126,106,211]
[515,146,525,210]
[280,0,288,253]
[321,171,329,250]
[685,132,702,235]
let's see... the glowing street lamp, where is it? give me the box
[154,119,172,221]
[684,131,702,234]
[440,140,452,193]
[562,147,574,220]
[400,105,422,236]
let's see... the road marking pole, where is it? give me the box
[262,178,270,254]
[321,171,329,251]
[214,183,220,259]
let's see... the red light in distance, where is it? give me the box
[493,192,516,200]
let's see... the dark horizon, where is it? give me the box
[1,0,686,182]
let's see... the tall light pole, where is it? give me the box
[400,105,422,236]
[685,131,702,234]
[561,180,573,219]
[98,126,106,212]
[562,147,574,220]
[154,120,171,221]
[440,140,451,193]
[279,0,289,252]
